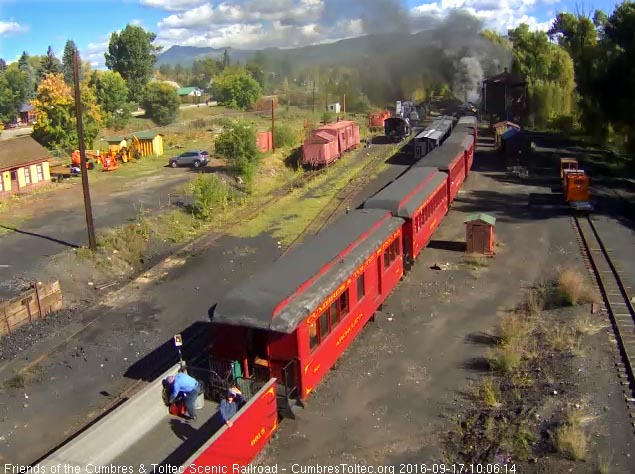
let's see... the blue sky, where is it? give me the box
[0,0,621,68]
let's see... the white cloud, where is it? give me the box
[144,0,553,51]
[0,20,28,36]
[140,0,207,11]
[411,0,551,33]
[83,37,110,69]
[131,18,144,26]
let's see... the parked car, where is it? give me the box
[169,150,210,168]
[3,121,18,129]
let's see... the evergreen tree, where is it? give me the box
[105,25,160,102]
[62,40,78,86]
[222,49,231,70]
[40,46,62,78]
[18,51,36,100]
[0,58,6,73]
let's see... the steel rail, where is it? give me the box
[573,214,635,404]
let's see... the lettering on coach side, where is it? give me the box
[336,312,364,347]
[250,427,267,446]
[304,229,400,326]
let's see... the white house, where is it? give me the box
[327,103,341,113]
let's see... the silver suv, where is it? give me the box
[169,150,210,168]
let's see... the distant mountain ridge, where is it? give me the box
[155,34,409,68]
[156,45,259,66]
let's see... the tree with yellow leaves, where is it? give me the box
[31,73,102,150]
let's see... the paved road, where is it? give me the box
[0,127,33,140]
[0,170,193,299]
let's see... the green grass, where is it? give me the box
[228,144,398,245]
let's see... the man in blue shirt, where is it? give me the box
[166,369,201,421]
[219,388,245,428]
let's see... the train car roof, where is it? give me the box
[414,143,464,170]
[414,120,452,140]
[457,116,477,126]
[213,209,404,333]
[445,132,474,149]
[363,167,448,218]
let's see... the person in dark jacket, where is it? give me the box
[166,369,201,420]
[219,387,245,428]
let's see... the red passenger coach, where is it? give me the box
[414,144,466,204]
[364,167,448,263]
[445,132,475,176]
[212,209,404,401]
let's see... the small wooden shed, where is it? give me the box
[493,121,520,148]
[465,213,496,255]
[103,136,127,153]
[132,132,164,157]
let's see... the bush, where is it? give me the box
[215,121,261,190]
[141,82,180,126]
[557,268,598,305]
[549,115,576,135]
[190,174,229,220]
[321,111,334,124]
[212,68,262,110]
[274,124,299,148]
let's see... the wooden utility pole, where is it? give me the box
[73,49,97,251]
[343,94,346,117]
[271,99,276,153]
[312,80,316,114]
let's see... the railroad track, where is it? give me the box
[572,214,635,427]
[281,141,404,256]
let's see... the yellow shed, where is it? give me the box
[129,132,164,157]
[103,137,127,153]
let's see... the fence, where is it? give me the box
[1,280,63,336]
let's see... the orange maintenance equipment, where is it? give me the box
[560,157,578,181]
[71,150,95,169]
[560,157,592,211]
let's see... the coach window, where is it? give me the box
[319,312,330,341]
[384,239,400,269]
[328,301,339,327]
[309,322,319,351]
[357,274,365,300]
[339,290,349,316]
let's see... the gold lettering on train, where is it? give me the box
[304,229,400,326]
[335,312,364,347]
[250,427,266,446]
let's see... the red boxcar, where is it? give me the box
[364,167,449,263]
[302,130,340,166]
[212,209,404,400]
[445,132,475,177]
[320,120,360,154]
[369,110,391,129]
[414,144,466,204]
[302,120,360,167]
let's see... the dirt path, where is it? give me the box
[0,168,194,299]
